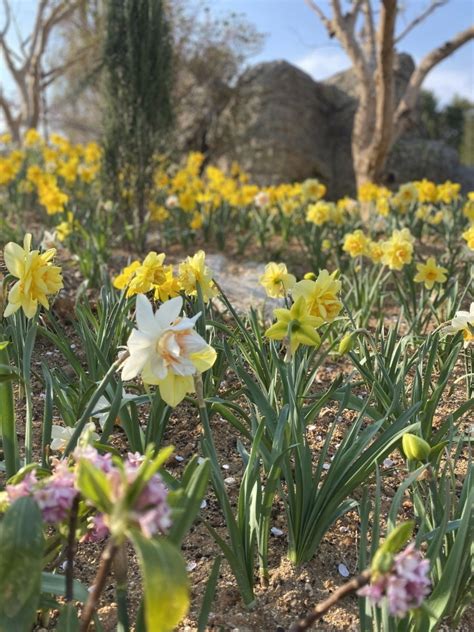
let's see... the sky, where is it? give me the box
[216,0,474,105]
[1,0,473,109]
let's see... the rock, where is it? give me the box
[189,55,474,196]
[387,138,474,190]
[206,253,283,317]
[207,61,334,187]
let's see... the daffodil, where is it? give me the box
[306,201,332,226]
[126,252,167,296]
[259,262,296,298]
[462,225,474,250]
[445,302,474,347]
[265,296,323,354]
[50,422,98,452]
[3,233,63,318]
[121,295,216,407]
[414,258,447,289]
[342,230,370,258]
[178,250,217,302]
[380,229,414,270]
[292,269,342,322]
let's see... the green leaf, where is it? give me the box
[41,573,89,603]
[168,458,210,546]
[0,497,44,631]
[380,521,415,556]
[198,556,221,632]
[129,532,189,632]
[56,603,80,632]
[76,459,113,513]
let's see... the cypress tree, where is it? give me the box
[102,0,172,246]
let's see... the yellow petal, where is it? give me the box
[158,373,194,407]
[190,345,217,372]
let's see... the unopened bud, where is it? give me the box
[338,333,354,355]
[402,434,431,462]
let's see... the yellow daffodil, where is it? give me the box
[178,251,217,302]
[306,201,332,226]
[265,296,323,354]
[113,261,141,291]
[126,252,167,297]
[437,181,460,204]
[414,258,448,290]
[121,295,216,407]
[343,230,370,258]
[302,178,326,201]
[3,233,63,318]
[462,225,474,250]
[153,266,181,302]
[292,269,342,322]
[259,262,296,298]
[380,229,414,270]
[23,128,42,147]
[415,179,438,203]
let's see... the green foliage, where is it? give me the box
[0,497,44,632]
[129,532,189,632]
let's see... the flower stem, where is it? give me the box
[80,539,118,631]
[288,569,371,631]
[66,495,80,602]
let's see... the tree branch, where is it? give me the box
[395,25,474,138]
[395,0,448,43]
[303,0,334,35]
[289,570,371,631]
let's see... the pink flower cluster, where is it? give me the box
[6,460,77,523]
[75,447,171,541]
[6,448,171,541]
[358,544,431,617]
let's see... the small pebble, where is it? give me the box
[186,561,197,571]
[383,458,394,468]
[224,476,236,485]
[338,563,350,577]
[323,463,331,470]
[222,464,230,470]
[200,499,208,509]
[271,527,284,536]
[175,455,184,462]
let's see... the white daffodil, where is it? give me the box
[121,294,216,407]
[445,302,474,347]
[50,422,98,452]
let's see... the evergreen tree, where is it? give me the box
[102,0,172,245]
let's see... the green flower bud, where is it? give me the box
[402,433,431,462]
[338,333,354,355]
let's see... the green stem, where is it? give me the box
[0,341,19,477]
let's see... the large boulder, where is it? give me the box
[207,61,336,186]
[198,56,474,196]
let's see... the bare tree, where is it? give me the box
[304,0,474,186]
[0,0,85,141]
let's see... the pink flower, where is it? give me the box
[6,470,38,502]
[358,544,431,618]
[81,513,110,542]
[33,460,77,523]
[131,474,171,537]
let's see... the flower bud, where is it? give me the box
[338,333,354,355]
[402,433,431,462]
[303,272,316,280]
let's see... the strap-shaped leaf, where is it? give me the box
[129,531,189,632]
[0,497,43,631]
